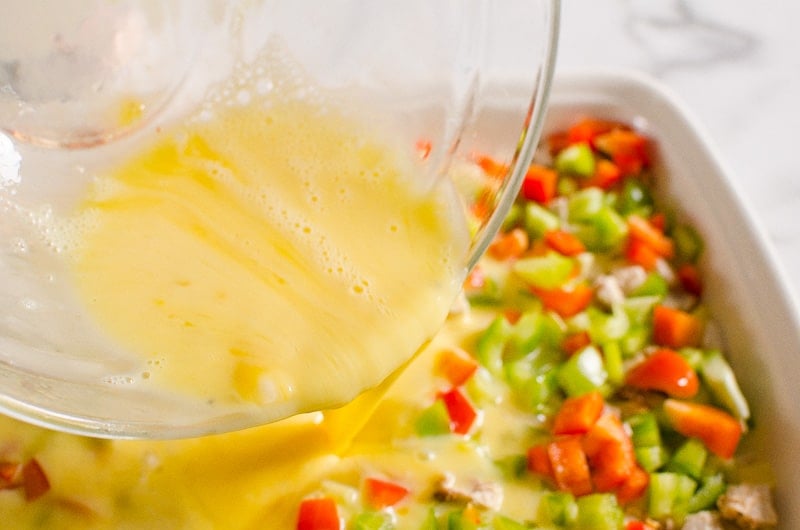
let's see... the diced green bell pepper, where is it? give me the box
[491,514,531,530]
[687,473,727,513]
[622,296,661,325]
[635,445,669,472]
[568,188,605,222]
[601,341,624,386]
[494,454,528,480]
[537,491,578,527]
[416,400,451,437]
[505,311,545,360]
[630,272,668,297]
[447,508,479,530]
[519,371,559,413]
[672,223,703,263]
[648,472,697,522]
[351,511,395,530]
[619,325,649,357]
[513,253,575,290]
[475,316,512,376]
[575,493,624,530]
[667,438,708,480]
[617,178,654,216]
[587,306,630,344]
[502,203,524,232]
[420,507,440,530]
[557,345,608,397]
[699,349,750,421]
[524,202,560,238]
[555,142,596,177]
[627,412,662,448]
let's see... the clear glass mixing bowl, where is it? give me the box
[0,0,560,438]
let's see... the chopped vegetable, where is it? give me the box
[547,437,593,497]
[532,283,594,318]
[545,229,587,257]
[652,305,704,348]
[297,497,340,530]
[521,164,558,204]
[663,399,744,459]
[555,142,596,177]
[488,228,529,261]
[439,387,479,435]
[364,477,408,509]
[624,349,700,398]
[552,391,605,435]
[436,348,479,387]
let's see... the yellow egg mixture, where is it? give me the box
[67,95,468,420]
[0,55,482,527]
[0,309,542,529]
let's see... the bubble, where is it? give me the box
[236,90,251,105]
[257,78,274,94]
[10,237,28,254]
[20,298,38,311]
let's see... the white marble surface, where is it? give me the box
[556,0,800,307]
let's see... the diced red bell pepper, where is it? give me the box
[0,461,21,488]
[652,305,703,348]
[297,497,340,530]
[677,263,703,296]
[625,238,660,271]
[552,391,605,436]
[561,330,592,357]
[625,519,658,530]
[547,437,593,497]
[435,348,479,387]
[439,387,478,435]
[364,477,409,509]
[489,228,529,260]
[473,153,509,179]
[663,399,744,459]
[527,444,554,478]
[581,413,630,459]
[590,441,636,493]
[625,349,699,399]
[521,164,558,204]
[415,138,432,160]
[581,413,642,495]
[582,159,622,190]
[627,215,674,259]
[22,459,49,502]
[545,229,586,257]
[615,465,650,505]
[547,131,571,156]
[470,188,494,222]
[567,118,620,147]
[594,129,649,176]
[532,283,594,318]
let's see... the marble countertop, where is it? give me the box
[557,0,800,307]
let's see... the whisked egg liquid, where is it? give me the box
[52,52,470,424]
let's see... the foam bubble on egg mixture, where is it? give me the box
[60,44,471,424]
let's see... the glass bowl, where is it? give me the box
[0,0,560,439]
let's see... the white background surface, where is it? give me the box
[556,0,800,307]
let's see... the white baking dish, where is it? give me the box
[533,70,799,527]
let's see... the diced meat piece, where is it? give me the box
[594,275,625,308]
[717,483,778,529]
[682,511,725,530]
[611,264,647,294]
[432,473,503,511]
